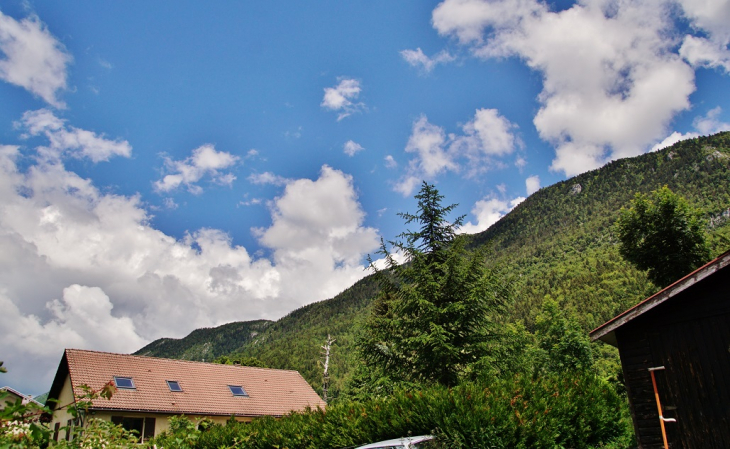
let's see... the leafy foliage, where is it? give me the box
[616,185,711,287]
[211,355,268,368]
[152,372,629,449]
[1,374,140,449]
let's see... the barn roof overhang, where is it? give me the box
[590,250,730,347]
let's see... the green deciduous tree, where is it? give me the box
[357,182,512,387]
[615,186,710,288]
[212,355,268,368]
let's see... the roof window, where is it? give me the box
[228,385,248,397]
[114,377,135,389]
[167,381,182,392]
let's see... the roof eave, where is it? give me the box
[88,406,285,418]
[590,250,730,344]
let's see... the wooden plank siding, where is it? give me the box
[614,266,730,448]
[617,328,665,448]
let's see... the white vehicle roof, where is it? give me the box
[354,435,434,449]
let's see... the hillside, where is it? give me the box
[134,320,272,361]
[136,132,730,398]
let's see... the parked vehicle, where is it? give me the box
[354,435,435,449]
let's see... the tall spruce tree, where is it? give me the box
[616,186,710,288]
[357,182,511,387]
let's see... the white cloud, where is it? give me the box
[247,171,289,186]
[321,78,365,121]
[680,35,730,72]
[154,144,239,193]
[0,141,379,394]
[450,108,519,173]
[459,195,524,234]
[343,140,364,156]
[693,107,730,135]
[254,165,380,301]
[17,109,132,162]
[432,0,698,177]
[677,0,730,47]
[651,107,730,151]
[384,155,398,169]
[677,0,730,73]
[395,109,518,195]
[0,12,71,108]
[400,47,455,73]
[525,175,540,195]
[405,115,455,176]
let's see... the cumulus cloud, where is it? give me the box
[400,47,455,73]
[321,78,365,120]
[450,108,519,173]
[651,107,730,152]
[343,140,364,156]
[254,165,380,300]
[395,109,518,195]
[0,11,71,108]
[459,195,524,234]
[17,109,132,162]
[678,0,730,72]
[525,175,540,195]
[432,0,700,176]
[0,141,379,393]
[680,35,730,72]
[154,144,239,194]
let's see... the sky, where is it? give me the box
[1,0,729,395]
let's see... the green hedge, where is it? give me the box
[155,372,633,449]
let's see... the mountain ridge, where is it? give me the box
[136,132,730,397]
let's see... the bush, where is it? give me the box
[159,372,632,449]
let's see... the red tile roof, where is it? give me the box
[57,349,325,417]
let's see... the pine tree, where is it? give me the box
[357,182,511,387]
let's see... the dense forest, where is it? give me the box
[135,132,730,399]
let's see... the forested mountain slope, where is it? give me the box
[134,320,272,361]
[136,132,730,398]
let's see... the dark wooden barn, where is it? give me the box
[590,250,730,448]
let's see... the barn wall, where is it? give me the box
[616,266,730,448]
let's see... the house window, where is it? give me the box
[65,419,73,441]
[167,380,182,392]
[111,416,156,442]
[113,376,135,389]
[228,385,248,397]
[53,422,60,441]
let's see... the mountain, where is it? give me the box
[134,320,272,361]
[135,132,730,398]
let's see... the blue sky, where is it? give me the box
[1,0,729,394]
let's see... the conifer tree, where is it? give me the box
[357,182,511,387]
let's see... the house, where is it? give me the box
[1,386,43,410]
[46,349,326,442]
[590,250,730,448]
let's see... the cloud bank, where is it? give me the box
[431,0,726,176]
[0,140,379,394]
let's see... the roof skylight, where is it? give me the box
[228,385,248,397]
[114,377,135,389]
[167,380,182,392]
